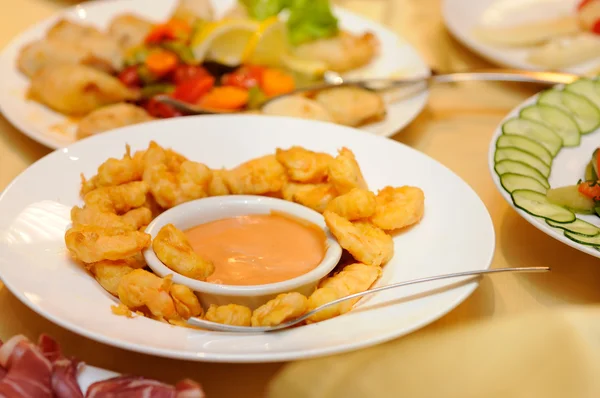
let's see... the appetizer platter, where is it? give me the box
[0,0,429,149]
[489,76,600,258]
[0,116,494,362]
[443,0,600,73]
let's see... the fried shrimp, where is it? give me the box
[71,206,152,230]
[251,292,308,327]
[325,188,376,220]
[324,211,393,267]
[117,269,179,321]
[84,181,149,214]
[282,182,338,213]
[88,255,146,296]
[315,87,386,127]
[80,145,144,196]
[207,169,231,196]
[170,284,203,319]
[307,263,381,323]
[224,154,287,195]
[65,225,151,263]
[370,186,425,230]
[276,146,333,183]
[152,224,215,280]
[328,148,368,194]
[205,304,252,326]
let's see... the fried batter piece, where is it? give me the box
[80,146,145,196]
[76,103,153,139]
[108,14,153,50]
[205,304,252,326]
[71,206,151,230]
[224,155,287,195]
[275,146,333,183]
[84,181,149,214]
[325,188,376,220]
[170,284,204,319]
[152,224,215,280]
[307,263,381,323]
[324,211,393,267]
[117,269,177,321]
[88,255,146,296]
[28,64,137,116]
[251,292,308,327]
[65,225,151,263]
[207,169,231,196]
[292,31,379,73]
[370,186,425,230]
[327,148,368,195]
[282,182,338,213]
[315,87,386,127]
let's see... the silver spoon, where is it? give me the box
[187,266,550,333]
[155,69,579,116]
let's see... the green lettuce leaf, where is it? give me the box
[286,0,339,45]
[240,0,288,21]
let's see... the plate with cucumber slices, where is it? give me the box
[489,77,600,258]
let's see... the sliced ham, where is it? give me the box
[85,375,177,398]
[175,379,205,398]
[38,334,84,398]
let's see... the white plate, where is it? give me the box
[0,0,429,150]
[442,0,600,73]
[0,115,494,363]
[488,92,600,259]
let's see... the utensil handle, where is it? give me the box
[431,69,579,86]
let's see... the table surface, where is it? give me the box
[2,0,600,397]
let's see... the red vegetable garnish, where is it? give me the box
[221,65,266,89]
[199,86,250,110]
[173,75,215,104]
[578,180,600,200]
[144,98,183,118]
[260,68,296,96]
[145,18,192,44]
[578,0,593,10]
[145,50,179,77]
[171,64,210,85]
[118,66,141,87]
[592,19,600,34]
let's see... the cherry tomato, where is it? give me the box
[173,75,215,104]
[578,180,600,200]
[221,65,266,89]
[144,98,182,118]
[118,66,141,87]
[171,64,210,85]
[592,19,600,34]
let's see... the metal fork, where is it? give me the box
[187,266,550,333]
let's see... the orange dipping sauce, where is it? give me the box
[184,212,327,286]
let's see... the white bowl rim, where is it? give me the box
[143,195,343,296]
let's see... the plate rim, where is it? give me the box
[0,0,430,150]
[0,114,495,362]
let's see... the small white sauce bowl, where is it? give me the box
[144,195,342,310]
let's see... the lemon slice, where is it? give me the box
[280,53,329,78]
[191,19,259,65]
[242,17,289,66]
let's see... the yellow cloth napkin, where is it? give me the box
[268,306,600,398]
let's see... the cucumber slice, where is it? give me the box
[496,135,552,166]
[511,189,575,223]
[593,148,599,179]
[494,159,550,189]
[500,173,547,195]
[565,79,600,109]
[520,104,580,147]
[538,89,600,134]
[494,148,550,178]
[564,230,600,246]
[501,118,562,156]
[546,185,596,214]
[546,218,600,237]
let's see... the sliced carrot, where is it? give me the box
[166,18,192,38]
[145,50,179,77]
[260,68,296,97]
[199,86,249,110]
[145,19,191,44]
[578,181,600,200]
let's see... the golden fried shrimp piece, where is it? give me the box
[292,31,379,73]
[170,284,203,319]
[224,155,287,195]
[84,181,149,214]
[275,146,333,183]
[143,161,212,209]
[315,87,386,127]
[205,304,252,326]
[370,186,425,230]
[71,206,129,229]
[108,14,153,50]
[282,182,338,213]
[152,224,215,280]
[307,263,381,323]
[88,255,146,296]
[28,64,138,116]
[324,211,393,267]
[251,292,308,327]
[65,225,151,263]
[261,96,334,123]
[80,146,144,196]
[117,269,179,321]
[76,103,153,139]
[325,188,376,220]
[207,169,231,196]
[328,148,368,195]
[141,193,164,219]
[121,207,153,230]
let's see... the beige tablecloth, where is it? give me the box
[1,1,600,397]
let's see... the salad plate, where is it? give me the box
[0,0,429,150]
[0,115,494,362]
